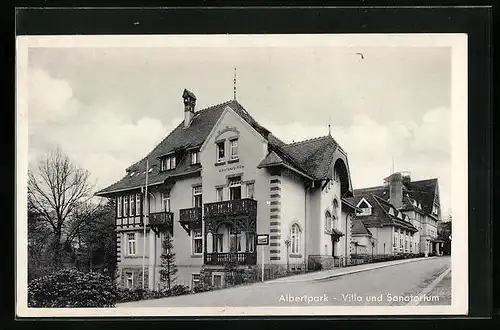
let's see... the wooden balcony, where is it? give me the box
[204,199,257,219]
[149,211,173,236]
[179,207,202,234]
[204,252,257,265]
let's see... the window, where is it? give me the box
[193,186,202,207]
[191,151,200,165]
[161,156,176,171]
[192,229,202,254]
[229,138,239,160]
[124,195,129,216]
[213,274,223,289]
[192,274,201,290]
[230,231,242,252]
[214,234,223,253]
[216,187,224,202]
[117,196,122,217]
[125,272,134,289]
[216,141,225,162]
[246,183,255,199]
[161,193,171,212]
[247,233,255,252]
[135,194,141,216]
[130,195,135,216]
[325,211,332,232]
[127,233,136,256]
[229,176,242,200]
[291,224,301,254]
[432,205,439,215]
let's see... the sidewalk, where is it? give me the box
[266,256,439,284]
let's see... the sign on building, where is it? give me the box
[257,234,269,246]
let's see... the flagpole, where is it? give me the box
[142,158,149,290]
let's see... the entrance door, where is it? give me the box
[213,274,222,289]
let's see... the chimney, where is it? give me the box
[182,89,196,128]
[389,172,403,209]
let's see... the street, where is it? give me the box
[118,256,451,307]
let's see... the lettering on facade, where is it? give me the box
[219,164,244,173]
[215,126,240,140]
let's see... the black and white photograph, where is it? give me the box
[16,33,468,317]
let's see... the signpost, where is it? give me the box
[257,234,269,282]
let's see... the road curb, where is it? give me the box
[267,257,440,284]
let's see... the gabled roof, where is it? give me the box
[96,100,285,196]
[351,218,373,236]
[405,178,438,215]
[258,135,340,180]
[351,186,417,232]
[96,97,345,196]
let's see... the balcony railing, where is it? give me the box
[149,211,173,228]
[179,207,202,224]
[204,252,257,265]
[204,199,257,218]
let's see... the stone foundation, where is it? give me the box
[308,255,334,270]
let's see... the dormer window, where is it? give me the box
[432,205,439,215]
[161,155,176,171]
[191,151,200,165]
[216,141,225,163]
[355,198,372,216]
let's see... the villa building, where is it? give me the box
[349,172,444,257]
[95,89,357,290]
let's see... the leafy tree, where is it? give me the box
[75,200,117,278]
[159,232,177,291]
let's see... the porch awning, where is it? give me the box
[430,238,446,243]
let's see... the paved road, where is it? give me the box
[118,256,451,307]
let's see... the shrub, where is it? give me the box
[28,268,116,308]
[168,284,190,296]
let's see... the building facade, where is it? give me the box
[349,172,444,257]
[96,89,356,290]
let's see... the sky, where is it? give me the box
[26,37,453,217]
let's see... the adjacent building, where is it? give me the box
[95,89,357,290]
[348,171,444,257]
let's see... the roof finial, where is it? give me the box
[233,67,237,100]
[328,115,331,136]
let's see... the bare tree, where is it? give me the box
[28,147,102,269]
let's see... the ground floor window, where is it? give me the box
[192,273,201,289]
[212,273,223,289]
[192,229,203,254]
[247,233,255,252]
[125,271,134,289]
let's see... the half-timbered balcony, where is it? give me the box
[204,199,257,219]
[204,252,257,265]
[149,211,173,236]
[179,207,202,235]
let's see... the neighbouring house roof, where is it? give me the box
[350,186,418,232]
[405,178,438,215]
[96,99,344,196]
[351,218,373,236]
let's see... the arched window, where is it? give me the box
[291,224,301,254]
[325,211,332,231]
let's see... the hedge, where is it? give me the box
[28,268,116,308]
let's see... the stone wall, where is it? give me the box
[308,255,334,270]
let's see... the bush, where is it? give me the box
[28,268,116,308]
[167,284,190,296]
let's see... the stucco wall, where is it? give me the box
[279,169,306,264]
[365,226,393,255]
[199,106,270,265]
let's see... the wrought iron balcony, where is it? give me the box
[179,207,202,234]
[204,252,257,265]
[204,199,257,219]
[149,211,173,235]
